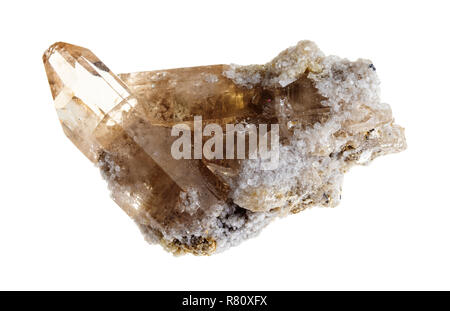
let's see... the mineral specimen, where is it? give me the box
[43,41,406,255]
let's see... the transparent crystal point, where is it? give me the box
[43,42,132,161]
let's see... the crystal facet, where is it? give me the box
[43,41,406,255]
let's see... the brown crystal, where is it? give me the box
[43,41,406,255]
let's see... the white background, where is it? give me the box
[1,0,449,290]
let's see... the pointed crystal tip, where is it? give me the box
[42,41,65,63]
[43,42,132,162]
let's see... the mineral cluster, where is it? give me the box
[43,41,406,255]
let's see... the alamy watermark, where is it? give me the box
[170,116,280,170]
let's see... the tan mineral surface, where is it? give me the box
[43,41,406,255]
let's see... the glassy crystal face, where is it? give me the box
[43,41,406,255]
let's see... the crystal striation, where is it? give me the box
[43,41,406,255]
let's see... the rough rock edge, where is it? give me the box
[228,41,406,219]
[223,40,324,88]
